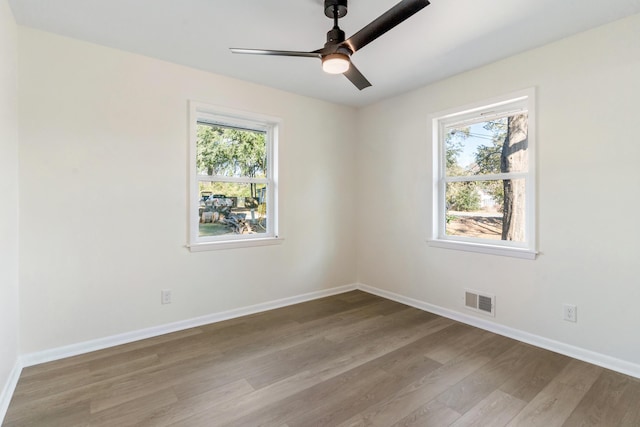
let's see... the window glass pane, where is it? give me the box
[445,114,528,177]
[198,182,268,237]
[196,123,267,178]
[445,178,525,242]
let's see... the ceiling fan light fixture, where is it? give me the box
[322,53,350,74]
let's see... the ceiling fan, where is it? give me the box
[230,0,430,90]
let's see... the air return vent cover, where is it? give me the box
[464,289,495,317]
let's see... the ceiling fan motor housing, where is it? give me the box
[326,27,346,45]
[324,0,348,18]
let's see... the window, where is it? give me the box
[430,89,536,259]
[188,102,281,251]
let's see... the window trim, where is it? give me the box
[428,88,537,260]
[187,101,282,252]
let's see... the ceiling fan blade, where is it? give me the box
[344,0,430,53]
[344,62,372,90]
[230,48,321,59]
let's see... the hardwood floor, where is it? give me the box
[4,291,640,426]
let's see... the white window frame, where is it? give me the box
[428,89,537,259]
[187,101,282,252]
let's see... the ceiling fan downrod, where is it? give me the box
[325,0,347,46]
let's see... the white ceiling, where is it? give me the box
[9,0,640,107]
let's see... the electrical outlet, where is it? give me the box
[161,289,172,305]
[563,304,577,322]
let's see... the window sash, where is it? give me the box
[195,180,274,241]
[438,179,530,245]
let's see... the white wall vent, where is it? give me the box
[464,289,495,317]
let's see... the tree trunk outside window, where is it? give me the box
[501,114,528,241]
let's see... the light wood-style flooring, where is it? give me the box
[4,291,640,426]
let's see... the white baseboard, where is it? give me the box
[357,283,640,379]
[0,359,23,425]
[21,283,357,367]
[16,281,640,381]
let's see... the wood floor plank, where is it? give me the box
[422,323,489,364]
[285,370,401,427]
[3,398,91,427]
[84,348,227,414]
[131,379,254,427]
[337,334,517,427]
[244,336,342,389]
[373,334,443,380]
[235,366,397,427]
[562,369,640,426]
[506,359,603,427]
[5,291,640,427]
[619,381,640,427]
[17,328,204,379]
[87,387,178,426]
[11,330,221,407]
[499,346,571,402]
[324,307,440,345]
[436,342,552,414]
[449,389,527,427]
[211,296,407,362]
[284,328,452,427]
[389,399,461,427]
[334,290,378,303]
[265,293,362,324]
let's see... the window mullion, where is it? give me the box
[445,172,528,183]
[197,175,269,184]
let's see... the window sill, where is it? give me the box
[427,239,537,260]
[187,236,284,252]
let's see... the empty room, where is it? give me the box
[1,0,640,425]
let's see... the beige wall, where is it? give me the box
[11,10,640,373]
[17,28,358,353]
[356,13,640,365]
[0,0,20,404]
